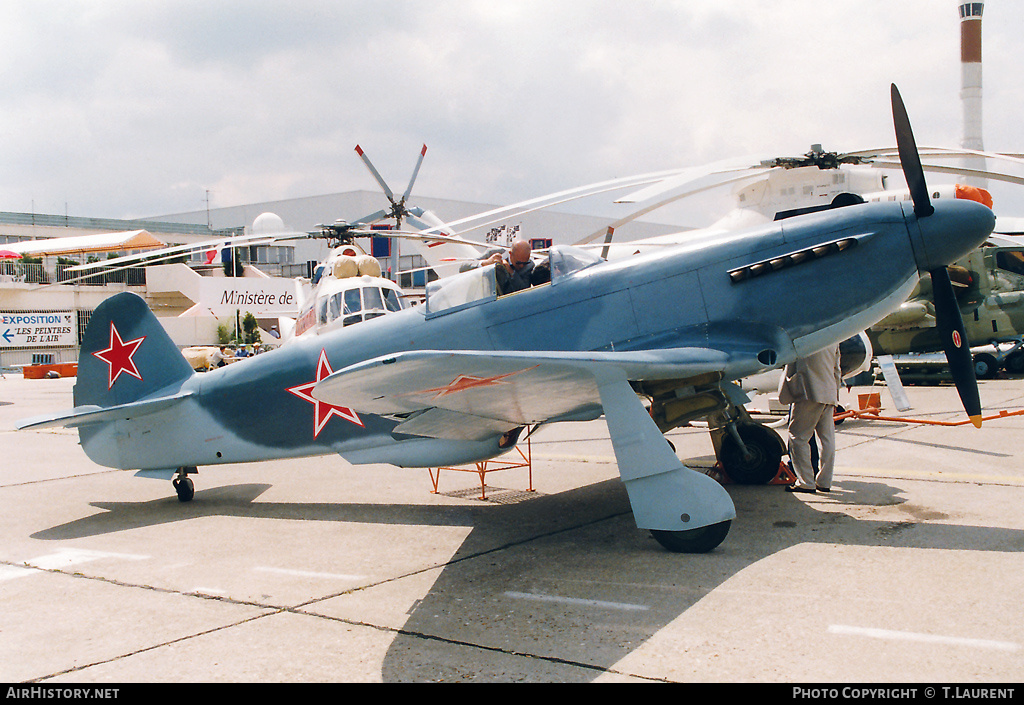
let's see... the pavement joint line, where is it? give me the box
[0,468,122,489]
[281,606,669,683]
[504,590,650,612]
[26,609,281,683]
[7,563,305,682]
[288,506,635,611]
[828,624,1021,652]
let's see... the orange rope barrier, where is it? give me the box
[834,406,1024,426]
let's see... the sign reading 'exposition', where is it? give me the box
[1,312,78,348]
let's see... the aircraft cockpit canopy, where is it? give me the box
[425,265,498,317]
[548,245,602,283]
[424,244,604,318]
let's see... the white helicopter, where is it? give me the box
[209,143,708,343]
[574,143,1024,260]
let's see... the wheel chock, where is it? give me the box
[701,462,733,485]
[769,460,798,485]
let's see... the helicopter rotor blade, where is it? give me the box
[355,145,396,204]
[402,144,428,205]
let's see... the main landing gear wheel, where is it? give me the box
[718,423,783,485]
[973,352,999,379]
[651,520,732,553]
[1004,351,1024,374]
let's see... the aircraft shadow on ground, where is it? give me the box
[378,478,1024,681]
[30,472,1024,681]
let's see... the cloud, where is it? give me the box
[0,1,1021,224]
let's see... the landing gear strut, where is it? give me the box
[709,406,785,485]
[718,421,784,485]
[172,466,198,502]
[641,377,785,486]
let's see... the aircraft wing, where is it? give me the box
[312,349,730,441]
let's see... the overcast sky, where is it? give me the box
[1,1,1021,228]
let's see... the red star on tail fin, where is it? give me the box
[92,323,145,389]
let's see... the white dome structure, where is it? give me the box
[252,212,286,234]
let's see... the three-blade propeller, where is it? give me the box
[891,84,982,427]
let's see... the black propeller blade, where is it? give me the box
[891,84,935,219]
[930,265,983,426]
[891,84,982,427]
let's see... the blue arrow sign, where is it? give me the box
[2,329,13,344]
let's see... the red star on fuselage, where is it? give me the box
[414,365,540,400]
[286,349,364,438]
[92,323,145,389]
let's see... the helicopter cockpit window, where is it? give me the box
[318,296,329,326]
[548,245,602,284]
[383,288,404,312]
[329,292,343,322]
[995,250,1024,277]
[362,287,385,312]
[343,289,361,315]
[342,288,362,326]
[361,287,387,322]
[425,265,497,317]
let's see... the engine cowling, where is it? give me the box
[839,331,873,379]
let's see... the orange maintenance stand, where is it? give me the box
[428,430,535,501]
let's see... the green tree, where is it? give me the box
[242,312,261,344]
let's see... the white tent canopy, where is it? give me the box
[4,230,165,257]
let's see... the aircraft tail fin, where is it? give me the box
[74,292,195,409]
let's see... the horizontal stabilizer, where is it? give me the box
[16,390,194,431]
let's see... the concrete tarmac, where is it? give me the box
[2,373,1023,683]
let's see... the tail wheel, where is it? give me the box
[172,467,197,502]
[719,423,783,485]
[172,476,194,502]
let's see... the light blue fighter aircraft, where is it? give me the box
[17,86,995,553]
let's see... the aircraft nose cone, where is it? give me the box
[907,199,995,273]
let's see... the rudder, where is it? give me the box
[75,292,195,408]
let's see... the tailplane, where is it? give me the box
[18,293,195,432]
